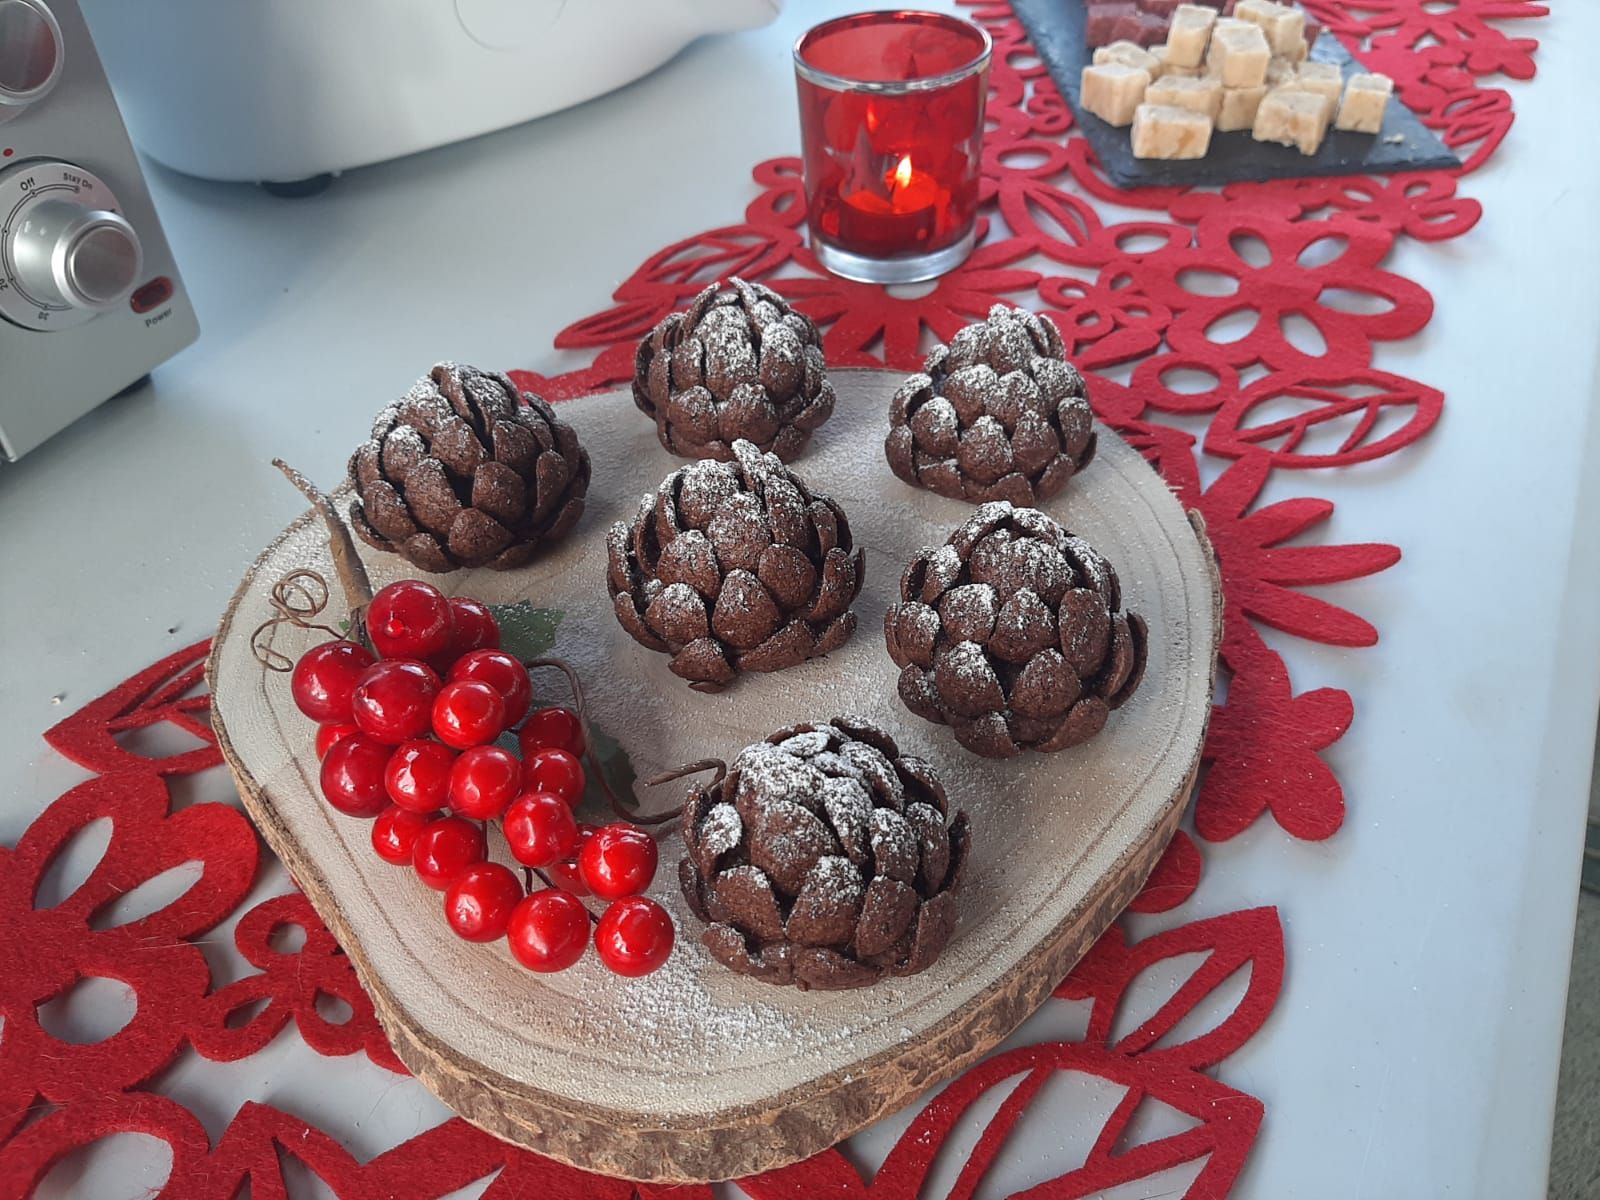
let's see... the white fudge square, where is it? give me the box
[1253,88,1330,155]
[1146,73,1223,120]
[1094,40,1161,80]
[1165,5,1217,69]
[1208,23,1271,87]
[1131,103,1214,158]
[1335,72,1393,133]
[1081,62,1151,126]
[1235,0,1307,55]
[1217,84,1268,132]
[1293,60,1344,107]
[1265,57,1299,89]
[1153,46,1201,78]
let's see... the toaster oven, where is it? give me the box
[0,0,197,459]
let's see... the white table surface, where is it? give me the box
[3,3,1597,1198]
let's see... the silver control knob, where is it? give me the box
[0,161,142,329]
[10,198,141,309]
[0,0,63,113]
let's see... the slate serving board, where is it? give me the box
[1012,0,1460,188]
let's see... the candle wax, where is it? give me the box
[835,161,947,254]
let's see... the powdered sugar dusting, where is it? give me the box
[840,740,901,803]
[869,807,917,867]
[820,777,872,844]
[734,743,825,813]
[382,422,426,461]
[939,583,998,638]
[910,395,960,439]
[1064,534,1110,594]
[942,639,999,687]
[810,750,863,781]
[701,803,742,859]
[364,376,450,459]
[776,730,831,757]
[803,855,864,903]
[899,601,941,640]
[675,460,741,529]
[558,921,882,1076]
[923,543,964,600]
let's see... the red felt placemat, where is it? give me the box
[1,1,1546,1195]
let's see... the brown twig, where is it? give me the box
[522,656,679,828]
[273,458,374,620]
[528,865,600,925]
[249,568,349,671]
[644,759,728,790]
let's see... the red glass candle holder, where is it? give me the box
[794,11,991,284]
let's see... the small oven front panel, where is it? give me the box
[0,0,197,460]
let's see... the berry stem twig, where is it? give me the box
[645,759,728,790]
[272,458,375,619]
[527,865,600,925]
[522,656,679,828]
[249,570,348,671]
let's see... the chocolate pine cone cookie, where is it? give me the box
[885,502,1147,758]
[885,305,1096,505]
[606,439,864,692]
[679,717,970,991]
[633,277,835,463]
[348,363,590,573]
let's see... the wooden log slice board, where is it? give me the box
[208,368,1220,1183]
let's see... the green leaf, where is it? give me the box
[583,722,640,816]
[337,617,373,655]
[490,602,564,661]
[481,598,642,819]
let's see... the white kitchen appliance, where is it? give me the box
[78,0,782,186]
[0,0,197,460]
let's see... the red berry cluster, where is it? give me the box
[290,579,674,978]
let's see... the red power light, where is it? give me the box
[130,276,173,313]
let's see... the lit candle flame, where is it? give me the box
[893,154,914,191]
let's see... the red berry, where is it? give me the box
[431,679,507,750]
[315,722,360,759]
[543,824,597,896]
[447,597,501,656]
[595,897,674,977]
[371,806,431,865]
[507,890,589,972]
[444,862,523,942]
[411,815,486,890]
[503,791,579,868]
[368,579,455,661]
[291,640,375,723]
[578,823,658,900]
[518,706,586,758]
[449,649,532,726]
[384,739,456,813]
[448,745,522,820]
[351,660,441,744]
[523,747,585,807]
[319,734,392,818]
